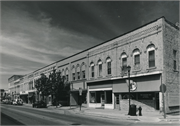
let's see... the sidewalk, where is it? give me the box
[68,105,180,123]
[23,103,180,123]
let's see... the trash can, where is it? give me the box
[130,104,137,116]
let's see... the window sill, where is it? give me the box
[146,66,156,70]
[132,69,141,72]
[97,76,103,79]
[173,70,179,72]
[106,74,112,77]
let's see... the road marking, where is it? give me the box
[1,106,73,125]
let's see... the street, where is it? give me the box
[0,104,179,125]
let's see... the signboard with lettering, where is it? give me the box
[138,92,154,100]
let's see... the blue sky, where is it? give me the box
[0,1,179,90]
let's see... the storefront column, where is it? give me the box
[87,86,89,107]
[112,93,115,109]
[159,92,163,112]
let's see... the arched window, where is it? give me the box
[106,57,112,75]
[61,69,65,79]
[121,52,127,72]
[65,68,69,82]
[97,59,102,77]
[76,64,80,80]
[90,62,95,78]
[72,66,75,80]
[81,63,86,79]
[133,49,140,70]
[147,44,155,68]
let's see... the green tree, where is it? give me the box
[35,73,49,101]
[35,69,70,107]
[50,69,70,107]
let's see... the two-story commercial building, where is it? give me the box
[8,17,179,113]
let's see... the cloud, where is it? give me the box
[1,2,101,80]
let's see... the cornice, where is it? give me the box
[88,25,162,57]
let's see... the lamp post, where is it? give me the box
[127,66,131,115]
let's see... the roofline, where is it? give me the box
[164,18,179,30]
[32,16,178,74]
[8,75,24,80]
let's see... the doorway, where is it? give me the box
[155,92,160,110]
[101,94,105,106]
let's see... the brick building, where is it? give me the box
[8,17,179,113]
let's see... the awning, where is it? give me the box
[28,93,34,98]
[70,89,87,93]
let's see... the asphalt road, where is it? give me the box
[1,104,179,126]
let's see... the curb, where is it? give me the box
[23,104,180,123]
[70,109,180,123]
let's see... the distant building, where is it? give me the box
[8,17,179,113]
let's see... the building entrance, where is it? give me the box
[101,94,105,106]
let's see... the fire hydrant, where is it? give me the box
[138,106,142,116]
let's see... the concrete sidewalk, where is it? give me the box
[67,105,180,123]
[23,103,180,123]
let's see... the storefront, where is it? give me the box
[70,80,87,106]
[87,80,114,109]
[20,91,28,103]
[113,74,161,111]
[28,91,36,104]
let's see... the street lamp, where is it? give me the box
[127,65,131,115]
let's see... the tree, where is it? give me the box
[50,69,70,107]
[35,73,49,101]
[35,69,70,107]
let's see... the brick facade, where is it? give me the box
[8,17,179,113]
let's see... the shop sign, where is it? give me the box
[126,80,137,91]
[20,91,28,94]
[138,92,154,100]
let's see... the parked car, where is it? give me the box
[32,101,47,108]
[12,99,23,105]
[2,99,12,104]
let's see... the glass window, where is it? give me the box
[82,70,85,78]
[77,72,80,79]
[66,75,68,82]
[173,50,177,70]
[91,65,94,77]
[122,57,127,72]
[149,50,155,67]
[134,54,140,69]
[107,61,111,75]
[90,92,96,103]
[99,64,102,76]
[72,73,75,80]
[106,91,112,103]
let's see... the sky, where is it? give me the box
[0,1,179,90]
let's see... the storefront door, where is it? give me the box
[101,94,105,106]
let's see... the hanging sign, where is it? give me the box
[126,80,137,91]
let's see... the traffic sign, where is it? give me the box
[160,84,166,93]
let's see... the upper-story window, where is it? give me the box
[81,63,86,79]
[72,66,75,81]
[65,68,69,82]
[121,53,127,72]
[147,44,155,68]
[98,60,102,77]
[90,62,95,78]
[106,57,112,75]
[76,65,80,80]
[61,69,65,80]
[173,50,177,70]
[133,49,140,70]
